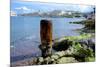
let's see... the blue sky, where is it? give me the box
[11,0,95,14]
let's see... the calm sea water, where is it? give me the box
[10,16,84,62]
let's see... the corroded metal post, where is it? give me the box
[39,19,52,58]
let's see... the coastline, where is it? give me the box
[11,33,95,66]
[10,18,95,66]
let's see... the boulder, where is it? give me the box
[53,39,73,51]
[57,57,78,64]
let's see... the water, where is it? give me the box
[10,16,84,62]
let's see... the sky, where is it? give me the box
[11,0,95,14]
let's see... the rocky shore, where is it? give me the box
[11,33,95,66]
[36,34,95,65]
[11,19,95,67]
[69,19,95,33]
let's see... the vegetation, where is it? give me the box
[28,34,95,65]
[69,20,85,24]
[69,19,95,33]
[64,33,93,41]
[63,15,74,18]
[84,19,95,30]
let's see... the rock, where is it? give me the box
[43,57,51,64]
[85,57,95,62]
[78,38,95,52]
[44,57,51,62]
[49,59,56,64]
[57,38,66,42]
[78,39,89,46]
[75,47,94,58]
[51,55,59,60]
[65,47,75,55]
[53,39,72,51]
[37,57,44,63]
[87,39,95,52]
[35,35,95,64]
[57,57,78,64]
[55,51,66,57]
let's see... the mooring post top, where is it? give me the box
[40,19,52,23]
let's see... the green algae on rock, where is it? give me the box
[57,57,78,64]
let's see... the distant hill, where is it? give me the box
[18,10,83,18]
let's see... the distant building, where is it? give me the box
[10,11,17,16]
[67,12,72,15]
[58,11,66,15]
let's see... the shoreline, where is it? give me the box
[10,18,95,66]
[11,33,95,66]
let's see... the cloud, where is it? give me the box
[15,6,36,13]
[76,5,94,12]
[15,6,30,11]
[17,0,48,2]
[12,0,94,13]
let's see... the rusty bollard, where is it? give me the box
[39,19,52,58]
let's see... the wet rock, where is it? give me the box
[87,39,95,52]
[78,39,95,52]
[65,47,75,55]
[43,57,51,64]
[75,47,94,60]
[57,57,78,64]
[51,54,59,60]
[54,51,66,57]
[53,39,73,51]
[50,59,56,64]
[85,57,95,62]
[37,57,44,64]
[36,35,95,64]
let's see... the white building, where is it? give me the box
[10,11,17,16]
[59,11,66,15]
